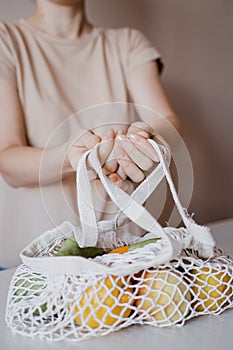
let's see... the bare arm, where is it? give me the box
[0,78,115,188]
[127,60,181,135]
[0,78,77,187]
[114,61,181,182]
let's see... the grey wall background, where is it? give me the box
[0,0,232,224]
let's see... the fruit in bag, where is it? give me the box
[14,273,47,316]
[128,238,160,251]
[107,238,160,254]
[136,269,191,325]
[189,266,232,312]
[55,237,104,258]
[108,246,129,254]
[72,276,134,328]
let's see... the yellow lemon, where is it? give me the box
[136,269,191,325]
[190,266,232,312]
[72,276,133,328]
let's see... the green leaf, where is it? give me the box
[55,237,104,258]
[128,238,160,251]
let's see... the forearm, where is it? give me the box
[0,142,73,188]
[127,112,181,156]
[139,112,181,142]
[127,60,182,146]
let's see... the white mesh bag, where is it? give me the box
[5,140,233,341]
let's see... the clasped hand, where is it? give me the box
[67,122,167,188]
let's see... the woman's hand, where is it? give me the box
[113,121,169,183]
[66,129,115,173]
[66,123,169,189]
[127,121,170,151]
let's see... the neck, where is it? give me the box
[26,0,92,39]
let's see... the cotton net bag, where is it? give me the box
[5,139,233,341]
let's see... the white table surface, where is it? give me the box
[1,218,233,350]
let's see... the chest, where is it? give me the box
[15,37,131,146]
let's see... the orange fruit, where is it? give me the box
[108,246,129,254]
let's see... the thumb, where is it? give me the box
[127,121,155,138]
[98,129,115,165]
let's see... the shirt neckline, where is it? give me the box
[19,18,101,46]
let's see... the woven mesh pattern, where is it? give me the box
[6,244,233,341]
[6,140,229,341]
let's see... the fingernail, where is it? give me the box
[110,174,118,182]
[137,130,150,138]
[105,129,114,140]
[128,133,141,142]
[117,129,125,135]
[117,134,127,144]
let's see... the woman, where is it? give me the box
[0,0,180,268]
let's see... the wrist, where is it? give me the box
[61,140,75,176]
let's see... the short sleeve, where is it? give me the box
[0,23,17,87]
[127,28,164,74]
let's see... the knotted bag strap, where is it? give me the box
[75,140,171,246]
[147,139,215,257]
[113,144,171,227]
[75,138,215,259]
[75,142,181,262]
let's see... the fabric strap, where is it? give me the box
[20,139,215,275]
[75,139,215,258]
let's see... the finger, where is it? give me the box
[114,145,145,183]
[67,146,86,171]
[115,178,134,192]
[116,134,154,171]
[117,165,127,180]
[128,133,159,162]
[98,129,115,166]
[108,173,122,182]
[102,160,118,175]
[102,135,119,174]
[87,169,98,181]
[127,121,155,138]
[108,175,134,192]
[72,129,101,149]
[152,133,171,151]
[104,131,127,177]
[117,128,126,136]
[102,130,124,175]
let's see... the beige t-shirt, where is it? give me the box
[0,19,163,267]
